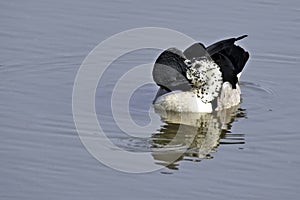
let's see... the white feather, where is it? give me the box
[186,58,223,103]
[153,82,241,113]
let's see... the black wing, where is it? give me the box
[152,48,191,94]
[207,35,249,88]
[183,42,208,60]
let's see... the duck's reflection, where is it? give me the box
[151,106,246,170]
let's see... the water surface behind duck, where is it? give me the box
[1,0,300,199]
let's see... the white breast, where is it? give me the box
[153,90,213,113]
[153,82,241,113]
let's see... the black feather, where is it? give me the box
[183,42,208,60]
[207,35,249,88]
[152,48,191,93]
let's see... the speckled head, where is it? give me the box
[185,57,223,103]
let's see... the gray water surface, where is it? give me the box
[1,0,300,199]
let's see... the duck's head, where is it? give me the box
[185,57,223,103]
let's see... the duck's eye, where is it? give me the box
[184,59,192,67]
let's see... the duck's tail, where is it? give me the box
[207,35,250,88]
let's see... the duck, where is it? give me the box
[152,35,249,113]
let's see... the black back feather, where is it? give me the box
[207,35,249,88]
[183,42,208,60]
[152,48,191,94]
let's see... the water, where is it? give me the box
[1,0,300,199]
